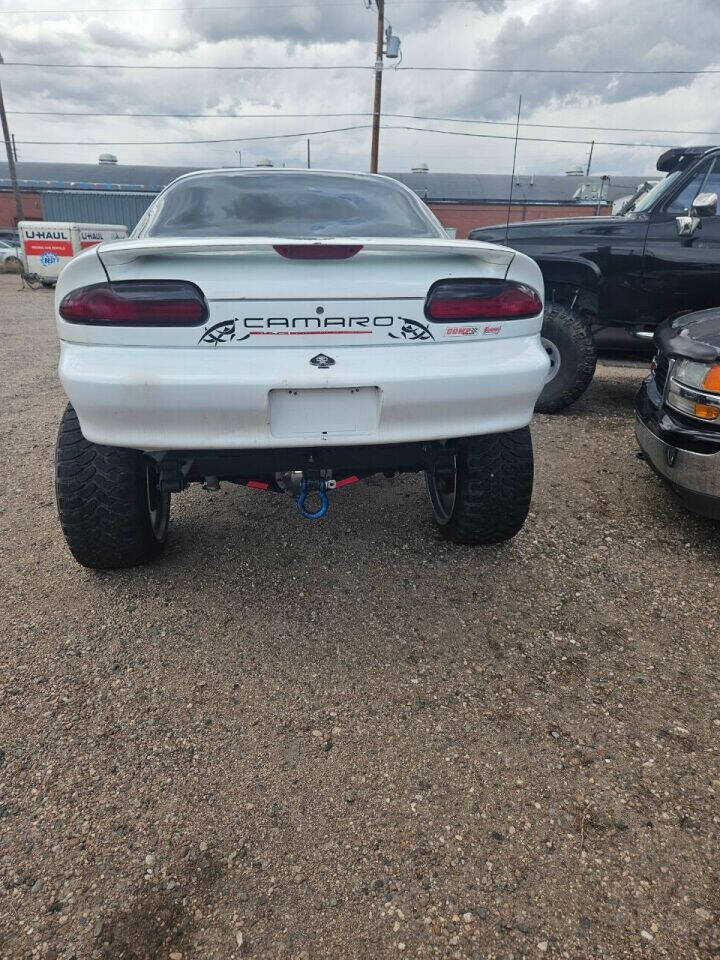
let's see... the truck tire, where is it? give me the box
[535,303,597,414]
[55,404,170,570]
[425,428,533,545]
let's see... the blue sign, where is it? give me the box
[40,252,60,266]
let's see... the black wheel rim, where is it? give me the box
[426,459,457,525]
[145,461,170,541]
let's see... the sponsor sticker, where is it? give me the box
[444,326,479,337]
[483,324,502,336]
[40,252,60,266]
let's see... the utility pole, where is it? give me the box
[307,138,311,169]
[369,0,384,174]
[586,140,594,176]
[0,54,24,225]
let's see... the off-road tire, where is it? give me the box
[426,428,533,545]
[536,303,597,414]
[55,404,170,570]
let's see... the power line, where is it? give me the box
[399,66,720,76]
[1,61,372,70]
[7,107,720,139]
[3,60,720,74]
[2,0,482,9]
[14,124,373,145]
[10,110,370,118]
[11,122,677,148]
[395,115,720,137]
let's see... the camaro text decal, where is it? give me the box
[198,315,439,345]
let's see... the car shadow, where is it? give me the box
[127,475,526,645]
[634,467,720,545]
[551,358,647,420]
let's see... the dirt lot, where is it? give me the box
[0,273,718,960]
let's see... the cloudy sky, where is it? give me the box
[1,0,719,176]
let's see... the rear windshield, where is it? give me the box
[136,172,443,239]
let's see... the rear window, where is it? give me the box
[136,172,443,239]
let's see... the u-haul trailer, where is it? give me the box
[18,221,128,284]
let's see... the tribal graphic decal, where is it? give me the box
[388,317,435,342]
[198,319,250,346]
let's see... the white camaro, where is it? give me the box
[54,169,549,569]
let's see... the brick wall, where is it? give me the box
[0,191,43,228]
[428,202,611,239]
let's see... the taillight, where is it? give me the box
[425,279,542,322]
[59,281,207,326]
[273,244,363,260]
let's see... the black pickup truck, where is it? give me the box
[636,308,720,519]
[469,146,720,413]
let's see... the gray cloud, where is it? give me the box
[1,15,192,59]
[180,0,504,45]
[83,19,180,54]
[453,0,720,118]
[0,0,717,176]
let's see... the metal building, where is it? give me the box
[39,190,156,230]
[0,160,196,232]
[0,159,650,238]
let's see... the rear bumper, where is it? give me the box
[59,336,549,450]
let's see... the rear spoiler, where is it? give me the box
[96,236,516,269]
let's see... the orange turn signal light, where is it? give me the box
[702,364,720,393]
[693,402,720,420]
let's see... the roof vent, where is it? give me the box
[98,153,118,164]
[572,180,610,203]
[411,162,429,173]
[256,158,274,168]
[565,164,584,176]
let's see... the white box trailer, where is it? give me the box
[18,221,128,284]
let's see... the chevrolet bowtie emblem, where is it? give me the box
[310,354,335,369]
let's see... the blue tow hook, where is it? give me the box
[296,480,329,520]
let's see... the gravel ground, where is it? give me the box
[0,273,718,960]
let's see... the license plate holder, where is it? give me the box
[268,387,380,439]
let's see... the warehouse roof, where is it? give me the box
[0,161,194,194]
[0,161,649,205]
[388,171,646,204]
